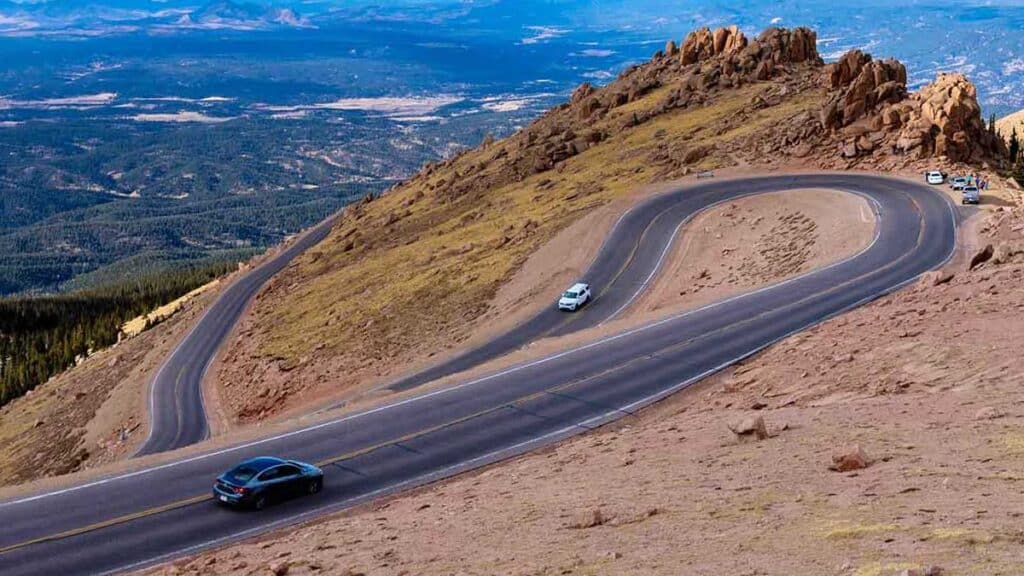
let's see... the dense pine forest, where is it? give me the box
[0,260,236,407]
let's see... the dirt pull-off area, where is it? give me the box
[637,187,874,316]
[147,188,1024,576]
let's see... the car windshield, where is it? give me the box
[225,465,259,483]
[563,291,578,299]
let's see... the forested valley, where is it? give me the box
[0,260,236,407]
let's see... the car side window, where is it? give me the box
[257,467,280,481]
[278,465,301,477]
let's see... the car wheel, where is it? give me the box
[253,495,267,511]
[308,478,322,495]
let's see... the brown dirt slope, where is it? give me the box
[216,25,1005,426]
[0,239,299,488]
[0,287,219,487]
[148,194,1024,576]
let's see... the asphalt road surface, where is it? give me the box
[136,214,340,455]
[0,174,957,576]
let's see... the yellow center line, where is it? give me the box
[0,192,933,557]
[0,495,210,556]
[537,199,674,338]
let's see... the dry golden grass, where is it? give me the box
[852,562,924,576]
[255,80,826,373]
[824,522,902,540]
[120,279,219,338]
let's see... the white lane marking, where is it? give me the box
[138,219,334,453]
[603,187,883,323]
[99,207,954,573]
[605,216,686,322]
[139,280,221,453]
[605,187,883,324]
[0,180,926,510]
[860,203,872,223]
[591,202,639,267]
[96,425,580,576]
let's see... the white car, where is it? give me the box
[558,282,591,312]
[925,171,945,185]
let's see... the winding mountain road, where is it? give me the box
[137,214,341,455]
[0,174,957,576]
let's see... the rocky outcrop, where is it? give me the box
[678,25,818,68]
[820,50,1003,163]
[421,26,827,200]
[675,25,820,83]
[420,27,1002,206]
[898,73,998,161]
[821,49,907,128]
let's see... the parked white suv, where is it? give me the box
[558,282,591,311]
[925,171,945,185]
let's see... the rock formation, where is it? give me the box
[821,49,907,128]
[672,25,820,84]
[820,50,1003,163]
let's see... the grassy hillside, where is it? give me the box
[221,25,1002,422]
[218,28,831,420]
[262,86,820,360]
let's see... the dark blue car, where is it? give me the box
[213,456,324,510]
